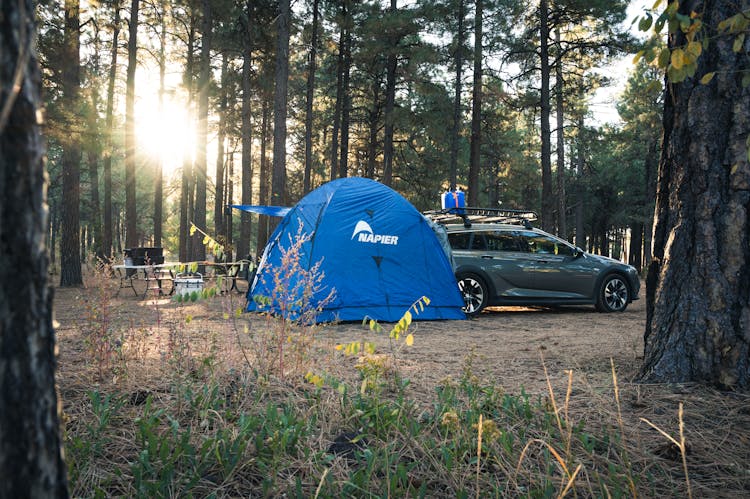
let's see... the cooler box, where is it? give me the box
[442,190,465,211]
[174,273,204,296]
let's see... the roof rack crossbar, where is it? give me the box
[423,207,538,227]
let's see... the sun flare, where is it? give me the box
[135,91,195,176]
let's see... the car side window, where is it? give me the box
[486,231,520,252]
[470,233,487,250]
[519,231,575,257]
[448,232,470,250]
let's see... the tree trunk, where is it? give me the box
[467,0,482,206]
[575,114,585,249]
[382,0,397,187]
[85,23,103,261]
[366,79,381,179]
[257,98,271,256]
[554,26,566,238]
[124,0,139,250]
[179,14,196,262]
[338,8,352,180]
[238,0,253,261]
[192,0,211,262]
[153,0,167,249]
[0,0,69,492]
[628,222,643,270]
[60,0,83,287]
[449,0,465,189]
[102,0,120,262]
[271,0,290,216]
[303,0,320,193]
[641,0,750,389]
[539,0,554,232]
[329,1,346,181]
[215,53,228,237]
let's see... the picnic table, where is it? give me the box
[112,262,179,297]
[113,260,254,298]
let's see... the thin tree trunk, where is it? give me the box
[271,0,290,215]
[179,15,196,262]
[192,0,211,261]
[153,0,167,248]
[575,114,585,249]
[338,8,351,179]
[215,53,228,237]
[303,0,320,193]
[382,0,397,186]
[124,0,139,250]
[225,150,234,256]
[329,1,346,181]
[554,26,566,238]
[257,98,271,256]
[467,0,482,206]
[60,0,83,286]
[449,0,465,188]
[102,0,120,262]
[0,0,69,492]
[238,3,253,261]
[366,79,381,179]
[539,0,554,232]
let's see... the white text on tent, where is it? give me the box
[357,233,399,245]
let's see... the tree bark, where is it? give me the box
[449,0,465,189]
[124,0,139,250]
[271,0,290,216]
[554,26,566,238]
[192,0,211,261]
[329,0,346,181]
[60,0,83,287]
[641,0,750,388]
[102,0,120,262]
[467,0,482,206]
[179,12,196,262]
[153,0,167,249]
[238,2,253,261]
[215,53,228,237]
[539,0,554,232]
[0,0,69,493]
[575,114,585,249]
[257,97,271,256]
[382,0,397,187]
[338,7,352,180]
[303,0,320,193]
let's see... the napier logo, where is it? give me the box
[351,220,399,245]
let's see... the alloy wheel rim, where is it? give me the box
[459,277,483,313]
[604,278,628,311]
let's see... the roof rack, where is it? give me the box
[423,207,538,229]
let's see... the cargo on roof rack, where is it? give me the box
[423,207,538,228]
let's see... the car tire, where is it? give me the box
[595,274,629,313]
[457,273,488,317]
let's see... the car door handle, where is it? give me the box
[481,255,493,259]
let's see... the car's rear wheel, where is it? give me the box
[596,274,629,312]
[457,273,488,316]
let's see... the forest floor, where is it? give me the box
[53,271,750,497]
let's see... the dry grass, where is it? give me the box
[53,272,750,497]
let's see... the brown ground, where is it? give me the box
[53,273,750,496]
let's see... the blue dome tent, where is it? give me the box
[233,177,465,323]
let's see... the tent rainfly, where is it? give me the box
[233,177,465,323]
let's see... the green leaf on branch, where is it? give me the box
[699,72,715,84]
[639,14,653,32]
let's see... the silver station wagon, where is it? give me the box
[426,208,640,316]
